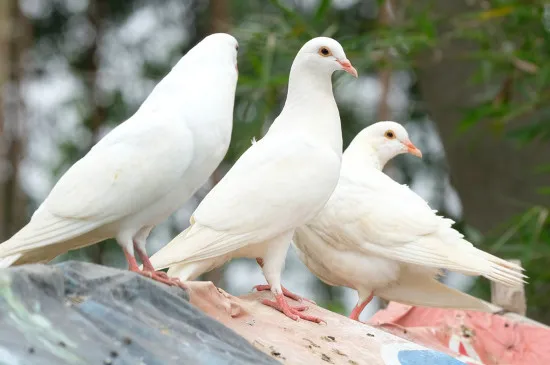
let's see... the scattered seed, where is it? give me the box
[321,353,333,363]
[303,338,320,348]
[333,348,348,357]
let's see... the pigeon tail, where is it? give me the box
[376,273,492,312]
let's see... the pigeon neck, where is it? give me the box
[342,141,385,172]
[270,63,342,154]
[284,63,336,108]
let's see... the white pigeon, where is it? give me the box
[148,37,358,322]
[0,33,239,287]
[293,121,526,320]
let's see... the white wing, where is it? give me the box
[0,115,194,257]
[45,117,194,221]
[149,134,341,268]
[310,169,525,286]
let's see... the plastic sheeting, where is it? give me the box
[0,261,279,365]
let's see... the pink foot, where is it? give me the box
[254,258,314,303]
[262,293,324,323]
[139,269,187,289]
[124,247,186,289]
[254,284,315,304]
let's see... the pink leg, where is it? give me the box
[135,243,169,278]
[123,249,141,272]
[126,246,186,289]
[254,258,315,303]
[262,293,324,323]
[349,293,374,321]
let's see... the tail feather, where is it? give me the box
[0,254,21,269]
[0,210,103,265]
[166,257,227,281]
[447,241,526,287]
[361,235,526,288]
[376,273,492,312]
[148,225,197,270]
[149,223,252,270]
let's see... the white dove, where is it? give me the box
[293,121,526,320]
[148,37,358,322]
[0,33,239,287]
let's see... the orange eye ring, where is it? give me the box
[318,47,331,57]
[384,130,396,139]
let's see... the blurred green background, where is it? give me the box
[0,0,549,323]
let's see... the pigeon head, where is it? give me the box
[186,33,239,71]
[363,121,422,159]
[344,121,421,170]
[293,37,358,77]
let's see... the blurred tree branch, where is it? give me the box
[73,0,110,264]
[377,0,395,122]
[0,0,30,241]
[209,0,231,33]
[86,0,108,146]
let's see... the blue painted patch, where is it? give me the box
[398,350,466,365]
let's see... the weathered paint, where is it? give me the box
[381,343,466,365]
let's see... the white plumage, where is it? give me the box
[0,33,239,287]
[149,37,358,322]
[293,121,526,320]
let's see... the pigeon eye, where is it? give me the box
[235,44,239,51]
[318,47,331,57]
[384,130,395,139]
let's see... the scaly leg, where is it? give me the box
[349,293,373,321]
[254,258,315,303]
[257,236,324,323]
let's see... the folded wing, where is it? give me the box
[310,169,525,287]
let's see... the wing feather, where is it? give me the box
[150,134,341,269]
[310,168,525,286]
[45,117,194,222]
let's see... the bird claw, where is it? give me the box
[139,270,187,290]
[262,299,308,312]
[261,295,323,324]
[253,284,316,304]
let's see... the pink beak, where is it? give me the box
[404,140,422,158]
[337,59,358,77]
